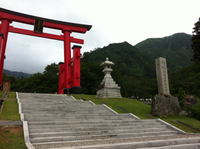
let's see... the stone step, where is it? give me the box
[29,124,168,133]
[139,143,200,149]
[21,104,101,108]
[26,117,134,122]
[24,114,131,121]
[32,136,200,149]
[21,103,85,106]
[22,103,98,107]
[22,109,109,113]
[28,122,166,130]
[20,100,89,103]
[30,128,171,138]
[30,131,176,143]
[24,113,116,117]
[28,119,137,125]
[30,127,168,134]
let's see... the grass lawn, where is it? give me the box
[7,92,16,99]
[0,91,26,149]
[0,91,5,98]
[72,94,200,133]
[0,93,20,121]
[0,127,26,149]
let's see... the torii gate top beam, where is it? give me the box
[0,8,92,33]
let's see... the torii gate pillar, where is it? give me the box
[0,18,12,88]
[71,45,81,94]
[62,29,72,94]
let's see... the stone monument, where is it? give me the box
[96,58,122,98]
[151,57,181,116]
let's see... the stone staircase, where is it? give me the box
[17,93,200,149]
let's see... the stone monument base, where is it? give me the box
[64,86,82,94]
[151,94,181,116]
[96,87,122,98]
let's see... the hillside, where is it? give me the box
[3,69,32,79]
[87,42,155,79]
[135,33,193,73]
[169,63,200,97]
[87,33,193,80]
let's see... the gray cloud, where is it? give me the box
[1,0,200,74]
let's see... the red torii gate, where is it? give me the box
[0,8,92,94]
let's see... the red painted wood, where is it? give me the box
[63,29,72,89]
[0,18,12,87]
[58,63,65,94]
[0,11,89,33]
[72,46,81,87]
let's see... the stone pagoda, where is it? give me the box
[96,58,122,98]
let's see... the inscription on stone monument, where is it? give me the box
[155,57,170,95]
[34,18,44,33]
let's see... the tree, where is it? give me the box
[191,17,200,63]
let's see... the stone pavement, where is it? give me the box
[17,93,200,149]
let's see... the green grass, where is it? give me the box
[0,91,26,148]
[0,127,26,149]
[0,92,19,121]
[0,91,5,98]
[72,94,200,133]
[7,92,16,99]
[0,99,20,121]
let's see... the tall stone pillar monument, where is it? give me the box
[151,57,181,116]
[155,57,170,95]
[96,58,122,98]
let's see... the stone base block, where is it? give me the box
[96,87,122,98]
[151,95,181,116]
[64,88,70,94]
[70,86,82,94]
[64,87,82,94]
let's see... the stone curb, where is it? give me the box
[16,92,35,149]
[129,113,140,120]
[71,96,76,101]
[0,121,22,127]
[88,100,95,105]
[157,118,186,134]
[103,104,118,115]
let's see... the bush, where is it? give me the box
[175,87,186,109]
[186,102,200,121]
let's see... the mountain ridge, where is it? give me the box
[86,32,193,80]
[3,69,32,79]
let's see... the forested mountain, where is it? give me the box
[86,33,193,80]
[135,33,193,73]
[3,69,32,78]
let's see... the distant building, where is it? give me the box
[3,80,11,92]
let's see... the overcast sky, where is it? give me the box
[0,0,200,74]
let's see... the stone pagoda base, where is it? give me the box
[96,87,122,98]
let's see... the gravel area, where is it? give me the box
[34,134,200,149]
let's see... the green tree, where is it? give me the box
[191,17,200,63]
[175,87,186,109]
